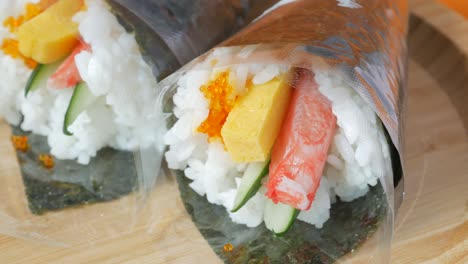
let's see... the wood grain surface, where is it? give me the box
[0,0,467,263]
[392,1,468,263]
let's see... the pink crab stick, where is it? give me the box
[266,69,337,211]
[48,40,90,89]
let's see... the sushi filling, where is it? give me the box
[164,48,393,231]
[0,0,159,164]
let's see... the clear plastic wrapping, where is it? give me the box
[151,0,407,263]
[0,0,277,245]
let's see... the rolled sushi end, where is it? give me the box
[0,0,164,213]
[1,0,160,164]
[164,47,393,233]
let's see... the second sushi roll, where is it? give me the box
[0,0,279,244]
[0,0,278,214]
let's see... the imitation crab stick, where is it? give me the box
[266,69,337,211]
[48,41,90,89]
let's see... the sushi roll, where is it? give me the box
[0,0,161,213]
[0,0,277,214]
[153,0,405,262]
[164,52,393,231]
[0,0,161,159]
[159,43,400,262]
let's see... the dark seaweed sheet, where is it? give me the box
[176,171,387,264]
[11,126,137,215]
[106,0,279,80]
[105,0,182,80]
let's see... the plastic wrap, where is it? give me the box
[152,0,407,263]
[0,0,277,245]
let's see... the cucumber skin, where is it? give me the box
[231,161,270,213]
[63,83,81,136]
[25,60,64,97]
[273,208,300,237]
[24,64,43,97]
[63,82,96,136]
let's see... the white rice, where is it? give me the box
[0,0,160,164]
[0,0,39,125]
[164,47,392,228]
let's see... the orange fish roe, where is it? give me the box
[1,3,43,69]
[38,154,55,169]
[198,71,236,140]
[25,3,43,20]
[1,39,37,68]
[11,135,29,152]
[3,16,24,33]
[223,243,234,253]
[3,3,42,33]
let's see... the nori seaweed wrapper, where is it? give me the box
[105,0,280,80]
[176,172,387,264]
[13,0,279,214]
[12,126,137,215]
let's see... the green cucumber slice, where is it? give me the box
[231,161,270,212]
[63,82,98,136]
[264,199,299,236]
[24,61,63,97]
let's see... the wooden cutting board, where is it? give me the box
[0,0,466,263]
[391,0,468,263]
